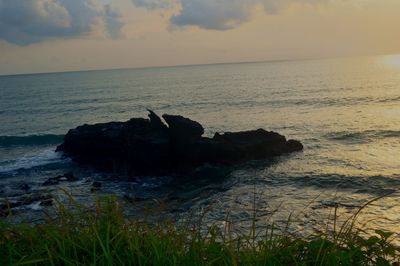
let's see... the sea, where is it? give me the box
[1,55,400,236]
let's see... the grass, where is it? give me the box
[1,193,399,265]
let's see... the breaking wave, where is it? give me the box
[324,130,400,143]
[0,149,65,173]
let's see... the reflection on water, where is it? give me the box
[0,54,400,237]
[382,54,400,69]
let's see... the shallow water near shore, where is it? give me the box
[1,55,400,236]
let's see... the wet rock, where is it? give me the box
[64,172,78,181]
[0,193,53,216]
[148,109,167,129]
[42,177,60,186]
[162,114,204,141]
[42,172,78,186]
[123,193,146,203]
[40,198,53,206]
[90,181,102,193]
[56,111,303,176]
[92,181,102,188]
[19,183,31,191]
[287,139,304,152]
[212,129,302,159]
[123,193,133,202]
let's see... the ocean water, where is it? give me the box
[1,55,400,235]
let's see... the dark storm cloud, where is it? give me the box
[170,0,255,30]
[132,0,332,31]
[104,4,123,40]
[0,0,123,45]
[131,0,176,10]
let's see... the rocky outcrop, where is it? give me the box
[56,111,303,176]
[162,114,204,141]
[0,193,53,216]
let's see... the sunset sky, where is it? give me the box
[1,0,400,75]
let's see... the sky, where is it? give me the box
[0,0,399,75]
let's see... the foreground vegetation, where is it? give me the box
[1,195,399,265]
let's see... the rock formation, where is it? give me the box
[56,111,303,176]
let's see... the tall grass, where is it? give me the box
[1,194,399,265]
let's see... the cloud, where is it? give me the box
[173,0,333,30]
[0,0,123,45]
[171,0,255,30]
[104,4,123,39]
[132,0,332,30]
[132,0,176,10]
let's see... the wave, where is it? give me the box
[377,95,400,103]
[0,134,64,147]
[324,130,400,143]
[0,149,66,173]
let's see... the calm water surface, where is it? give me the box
[1,55,400,236]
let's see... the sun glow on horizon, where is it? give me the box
[382,54,400,69]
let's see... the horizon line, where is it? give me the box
[0,52,398,77]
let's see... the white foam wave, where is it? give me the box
[0,149,65,173]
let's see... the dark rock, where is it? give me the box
[162,114,204,141]
[287,139,304,152]
[148,109,167,129]
[90,181,102,193]
[64,172,78,181]
[19,183,31,191]
[92,181,102,188]
[40,198,53,206]
[213,129,290,159]
[123,193,145,203]
[0,193,53,216]
[42,172,79,186]
[123,193,134,202]
[56,111,303,176]
[42,177,60,186]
